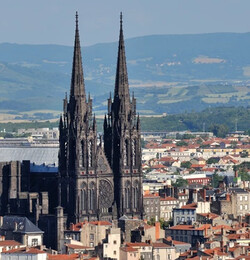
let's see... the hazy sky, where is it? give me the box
[1,0,250,46]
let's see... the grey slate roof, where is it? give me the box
[0,147,58,166]
[1,216,43,234]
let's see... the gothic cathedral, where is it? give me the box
[59,13,143,224]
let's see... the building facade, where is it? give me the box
[58,13,143,224]
[103,13,143,219]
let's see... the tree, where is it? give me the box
[181,161,192,169]
[172,178,188,187]
[176,141,188,146]
[209,124,229,138]
[147,217,156,226]
[212,173,224,188]
[159,218,172,229]
[207,157,220,164]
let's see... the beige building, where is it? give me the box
[152,242,176,260]
[103,228,121,260]
[160,196,178,221]
[231,189,250,218]
[126,242,152,260]
[120,247,139,260]
[64,221,112,248]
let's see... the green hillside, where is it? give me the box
[0,33,250,118]
[0,107,249,134]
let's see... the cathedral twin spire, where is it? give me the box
[114,12,130,109]
[59,12,143,221]
[70,12,86,101]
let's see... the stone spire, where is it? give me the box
[70,11,86,102]
[114,12,130,111]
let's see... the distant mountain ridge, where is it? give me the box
[0,32,250,119]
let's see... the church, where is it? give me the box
[58,12,144,225]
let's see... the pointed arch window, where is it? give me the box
[132,139,136,166]
[123,139,129,167]
[88,182,95,210]
[81,182,87,211]
[81,140,85,167]
[88,140,93,167]
[133,181,139,209]
[124,181,131,209]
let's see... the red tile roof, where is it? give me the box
[126,242,150,247]
[160,196,177,201]
[66,244,90,249]
[152,243,172,248]
[197,213,220,219]
[0,240,22,247]
[3,247,46,255]
[121,247,138,252]
[48,254,80,260]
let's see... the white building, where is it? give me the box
[103,228,121,260]
[2,248,47,260]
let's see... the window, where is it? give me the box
[245,196,248,201]
[90,242,94,247]
[114,251,116,255]
[240,205,243,210]
[240,196,243,201]
[31,238,38,247]
[113,240,117,244]
[90,234,94,240]
[245,205,248,210]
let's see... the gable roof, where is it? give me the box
[1,216,43,234]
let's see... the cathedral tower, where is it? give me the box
[104,13,143,219]
[59,13,114,224]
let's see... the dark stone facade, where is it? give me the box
[58,13,143,224]
[0,12,144,250]
[103,14,143,219]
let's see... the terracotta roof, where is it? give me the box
[66,244,90,249]
[3,247,45,254]
[126,242,150,247]
[121,247,138,252]
[89,221,112,226]
[143,193,159,198]
[203,247,228,256]
[191,164,206,168]
[158,157,175,162]
[151,164,166,169]
[152,242,172,248]
[197,213,220,219]
[212,225,233,231]
[172,240,190,245]
[160,196,177,201]
[0,240,22,247]
[169,224,211,231]
[181,203,197,209]
[48,254,80,260]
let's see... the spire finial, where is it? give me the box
[120,12,123,28]
[76,11,78,27]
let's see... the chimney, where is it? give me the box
[193,190,198,203]
[200,189,206,201]
[226,194,230,201]
[155,222,160,240]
